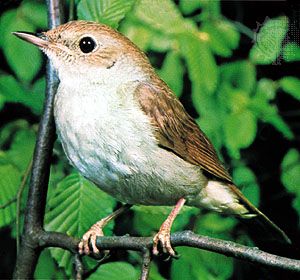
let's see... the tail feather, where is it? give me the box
[228,184,291,244]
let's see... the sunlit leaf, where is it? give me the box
[45,173,116,276]
[283,42,300,62]
[224,110,257,158]
[250,16,288,64]
[134,0,193,34]
[179,0,202,15]
[77,0,135,28]
[279,76,300,101]
[202,20,240,57]
[180,33,218,96]
[158,51,184,97]
[220,60,256,94]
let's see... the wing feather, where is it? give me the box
[134,79,232,183]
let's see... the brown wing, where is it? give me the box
[134,79,232,183]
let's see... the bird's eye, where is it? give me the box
[79,36,96,53]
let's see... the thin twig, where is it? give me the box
[74,254,84,280]
[16,158,33,255]
[140,250,152,280]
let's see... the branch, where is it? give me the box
[39,230,300,274]
[12,1,63,278]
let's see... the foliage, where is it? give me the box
[0,0,299,279]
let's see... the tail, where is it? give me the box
[229,184,291,245]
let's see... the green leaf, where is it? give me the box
[158,51,184,97]
[6,128,36,171]
[283,42,300,62]
[77,0,135,28]
[180,33,218,96]
[34,249,66,280]
[220,60,256,94]
[134,0,193,34]
[0,9,42,82]
[281,149,300,220]
[224,110,257,158]
[133,205,197,236]
[255,78,276,101]
[45,173,116,276]
[179,0,202,15]
[20,0,47,28]
[87,262,138,280]
[233,166,260,207]
[194,213,237,239]
[0,75,44,115]
[0,164,21,228]
[279,76,300,101]
[250,16,288,64]
[281,149,300,194]
[202,20,240,57]
[171,247,233,280]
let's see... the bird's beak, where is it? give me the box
[12,31,49,48]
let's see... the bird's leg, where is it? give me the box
[153,198,186,256]
[78,204,132,255]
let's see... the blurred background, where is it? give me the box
[0,0,299,279]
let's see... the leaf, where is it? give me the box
[87,262,138,280]
[77,0,135,28]
[283,42,300,62]
[233,166,260,207]
[0,8,42,82]
[220,60,256,94]
[279,76,300,101]
[179,0,202,15]
[45,173,116,276]
[0,75,44,115]
[6,128,36,171]
[134,0,193,34]
[255,78,276,101]
[171,247,233,280]
[158,51,184,97]
[224,110,257,159]
[0,164,21,228]
[250,16,288,64]
[180,33,218,97]
[194,213,237,239]
[281,149,300,194]
[202,20,240,57]
[34,249,66,279]
[132,205,197,236]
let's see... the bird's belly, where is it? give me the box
[54,87,205,205]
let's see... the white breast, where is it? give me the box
[54,79,205,206]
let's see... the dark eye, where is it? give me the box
[79,37,96,53]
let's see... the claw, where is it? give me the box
[78,221,105,255]
[153,229,176,256]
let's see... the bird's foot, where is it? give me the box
[78,219,107,256]
[153,222,176,257]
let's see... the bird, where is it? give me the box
[13,20,291,257]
